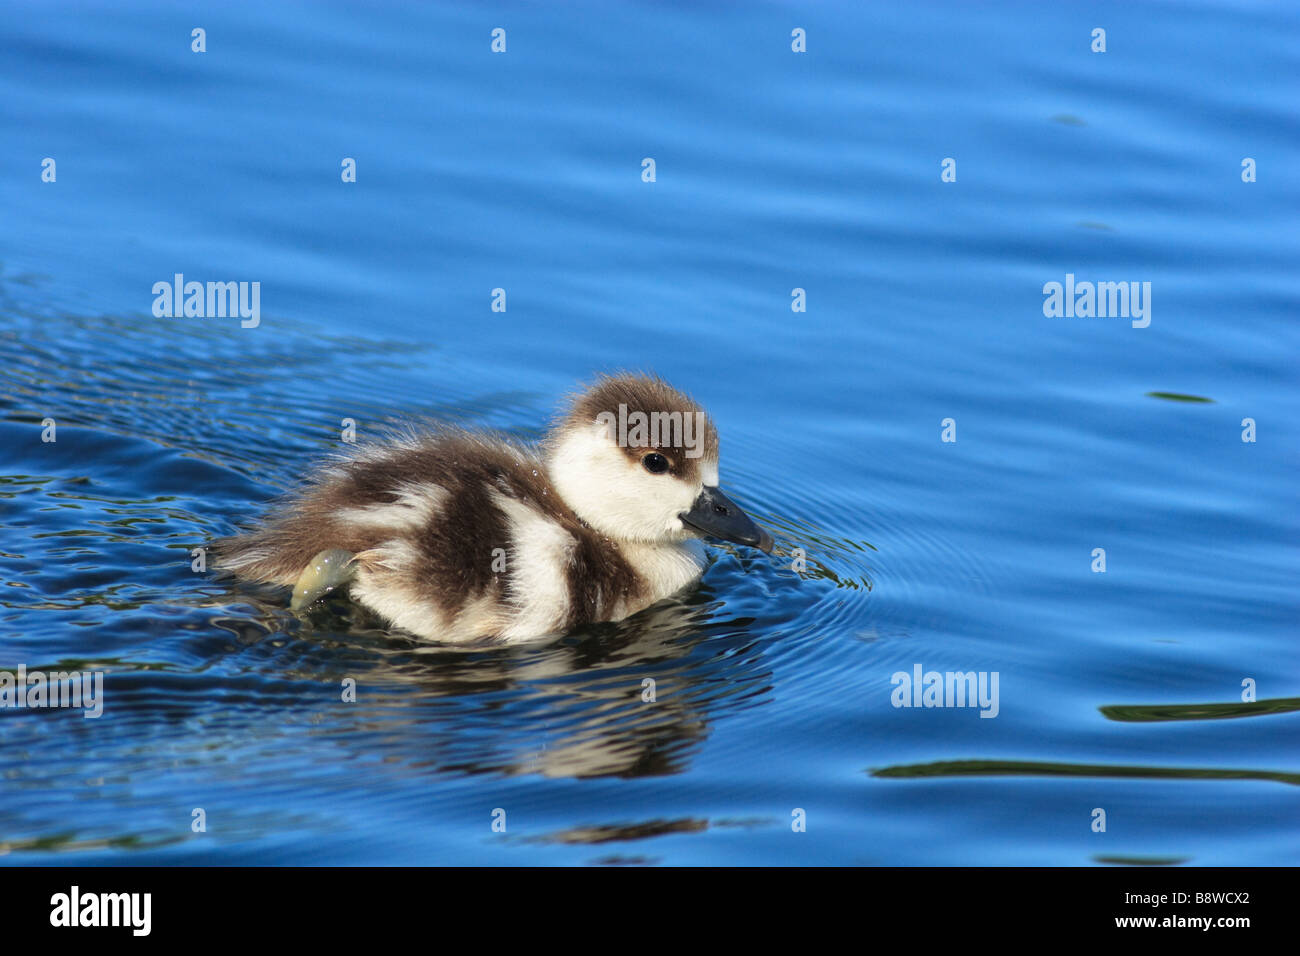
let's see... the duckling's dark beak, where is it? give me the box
[680,486,774,554]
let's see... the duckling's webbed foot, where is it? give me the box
[290,548,358,611]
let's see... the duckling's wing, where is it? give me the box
[211,428,546,606]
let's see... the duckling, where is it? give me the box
[214,373,773,643]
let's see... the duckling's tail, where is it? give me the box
[210,527,310,586]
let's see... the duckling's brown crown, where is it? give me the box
[553,372,719,480]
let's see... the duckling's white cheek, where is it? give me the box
[548,425,705,543]
[548,427,630,512]
[624,470,693,532]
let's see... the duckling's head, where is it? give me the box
[545,373,773,552]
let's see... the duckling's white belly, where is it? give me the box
[616,538,708,614]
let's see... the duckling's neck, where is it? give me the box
[616,537,709,605]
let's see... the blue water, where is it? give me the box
[1,0,1296,864]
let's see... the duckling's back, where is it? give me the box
[214,430,646,642]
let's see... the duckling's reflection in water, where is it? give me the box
[520,603,763,780]
[288,587,776,780]
[441,596,771,779]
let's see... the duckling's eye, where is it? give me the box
[642,452,670,475]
